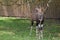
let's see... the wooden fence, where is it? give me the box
[0,0,60,19]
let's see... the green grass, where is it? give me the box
[0,17,60,40]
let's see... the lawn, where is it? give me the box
[0,17,60,40]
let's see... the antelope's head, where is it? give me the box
[35,6,45,14]
[35,0,52,14]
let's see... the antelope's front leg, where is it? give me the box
[36,21,39,40]
[38,24,44,40]
[36,26,39,40]
[30,26,33,35]
[30,20,34,35]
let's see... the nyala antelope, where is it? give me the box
[29,0,51,40]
